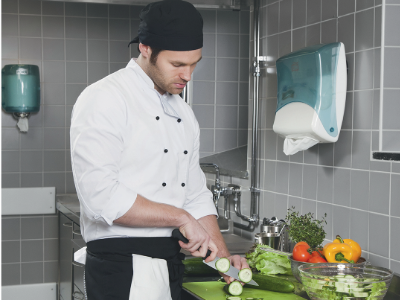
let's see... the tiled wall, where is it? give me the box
[1,0,249,285]
[193,9,250,158]
[380,1,400,151]
[214,0,400,274]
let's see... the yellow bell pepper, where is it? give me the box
[333,235,362,263]
[323,241,354,263]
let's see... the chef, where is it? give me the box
[70,0,249,299]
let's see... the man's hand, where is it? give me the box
[178,217,219,262]
[220,255,250,285]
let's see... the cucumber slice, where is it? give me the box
[238,268,252,283]
[215,257,230,273]
[223,281,243,296]
[227,297,242,300]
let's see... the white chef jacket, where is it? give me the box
[70,59,217,243]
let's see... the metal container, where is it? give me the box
[255,224,290,251]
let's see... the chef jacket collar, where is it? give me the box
[126,59,181,119]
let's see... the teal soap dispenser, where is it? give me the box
[2,64,40,132]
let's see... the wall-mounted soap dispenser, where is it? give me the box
[2,64,40,132]
[273,42,347,155]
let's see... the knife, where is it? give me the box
[172,229,258,286]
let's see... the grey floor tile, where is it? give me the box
[216,58,239,82]
[217,34,239,58]
[21,217,43,239]
[2,128,19,150]
[65,17,86,39]
[355,9,374,51]
[44,261,58,283]
[2,263,21,285]
[217,10,239,34]
[275,194,288,220]
[353,90,373,130]
[390,217,400,261]
[265,160,276,192]
[382,90,400,130]
[321,19,337,44]
[44,239,58,261]
[193,58,215,81]
[42,1,64,16]
[369,213,389,257]
[352,131,371,170]
[21,173,43,188]
[350,170,369,210]
[306,24,320,46]
[333,168,351,206]
[368,253,389,268]
[293,0,306,28]
[338,14,355,53]
[21,240,43,262]
[317,202,332,241]
[21,151,43,172]
[354,50,374,90]
[2,218,20,240]
[216,82,239,105]
[350,209,368,251]
[319,143,334,166]
[317,166,334,203]
[289,163,302,197]
[21,262,43,284]
[369,172,390,215]
[391,174,400,218]
[2,241,20,263]
[334,131,352,168]
[276,161,289,194]
[193,105,214,129]
[44,172,66,194]
[303,165,318,200]
[333,205,350,238]
[215,129,237,152]
[302,199,316,215]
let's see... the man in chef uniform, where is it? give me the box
[70,1,249,299]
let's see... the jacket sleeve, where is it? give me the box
[70,85,137,226]
[182,119,218,220]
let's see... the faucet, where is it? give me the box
[200,163,221,209]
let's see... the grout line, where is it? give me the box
[379,0,386,151]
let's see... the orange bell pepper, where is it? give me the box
[333,235,362,263]
[323,241,354,263]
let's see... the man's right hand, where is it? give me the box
[178,217,218,263]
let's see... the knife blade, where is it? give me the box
[203,256,258,286]
[171,229,258,286]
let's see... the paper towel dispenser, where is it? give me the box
[273,42,347,155]
[2,64,40,132]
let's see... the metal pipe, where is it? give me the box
[233,0,261,232]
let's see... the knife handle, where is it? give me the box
[172,229,212,260]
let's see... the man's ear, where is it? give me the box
[139,43,151,59]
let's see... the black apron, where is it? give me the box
[85,237,185,300]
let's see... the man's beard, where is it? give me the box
[147,61,186,95]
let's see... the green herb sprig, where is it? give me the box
[285,207,327,248]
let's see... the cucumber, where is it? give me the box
[227,297,242,300]
[216,257,230,273]
[238,268,252,283]
[183,257,219,277]
[224,281,243,296]
[244,273,295,293]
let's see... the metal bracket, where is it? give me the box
[250,187,261,193]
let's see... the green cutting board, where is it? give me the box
[183,281,306,300]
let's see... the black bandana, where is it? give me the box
[128,0,203,51]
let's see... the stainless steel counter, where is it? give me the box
[56,194,400,300]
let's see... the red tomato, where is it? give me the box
[293,245,311,262]
[311,249,324,257]
[294,241,309,249]
[308,256,327,263]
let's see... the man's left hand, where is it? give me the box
[220,255,250,285]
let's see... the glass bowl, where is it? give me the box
[289,255,368,283]
[298,263,393,300]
